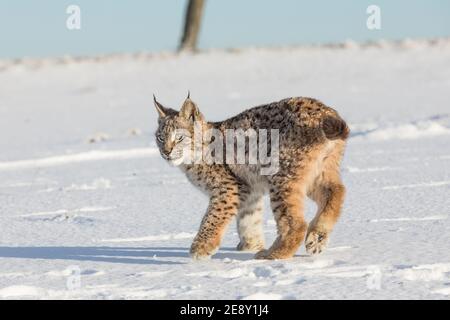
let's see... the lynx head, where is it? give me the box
[153,93,205,166]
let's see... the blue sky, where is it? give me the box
[1,0,449,58]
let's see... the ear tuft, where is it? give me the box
[153,94,167,118]
[180,96,202,121]
[180,99,195,120]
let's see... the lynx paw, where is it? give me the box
[190,240,219,260]
[305,230,329,255]
[236,240,265,252]
[254,248,291,260]
[254,249,276,260]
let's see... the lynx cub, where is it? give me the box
[153,94,349,260]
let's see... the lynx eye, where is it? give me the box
[156,135,164,143]
[173,132,184,142]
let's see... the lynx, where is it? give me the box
[153,94,349,260]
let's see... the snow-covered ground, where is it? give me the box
[0,39,449,299]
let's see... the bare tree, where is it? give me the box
[179,0,206,52]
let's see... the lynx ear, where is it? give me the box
[153,94,168,118]
[179,94,202,121]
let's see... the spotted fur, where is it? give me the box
[153,95,349,260]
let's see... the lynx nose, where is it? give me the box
[162,148,177,161]
[161,152,170,160]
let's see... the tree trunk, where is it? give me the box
[179,0,205,52]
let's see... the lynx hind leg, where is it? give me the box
[306,142,346,255]
[255,178,308,260]
[236,195,265,252]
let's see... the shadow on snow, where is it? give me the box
[0,246,255,265]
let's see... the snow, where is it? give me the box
[0,148,158,170]
[241,292,285,300]
[0,39,449,299]
[0,285,44,298]
[350,116,450,141]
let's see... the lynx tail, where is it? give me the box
[322,116,350,140]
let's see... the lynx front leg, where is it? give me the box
[236,195,265,252]
[190,187,240,260]
[255,182,307,260]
